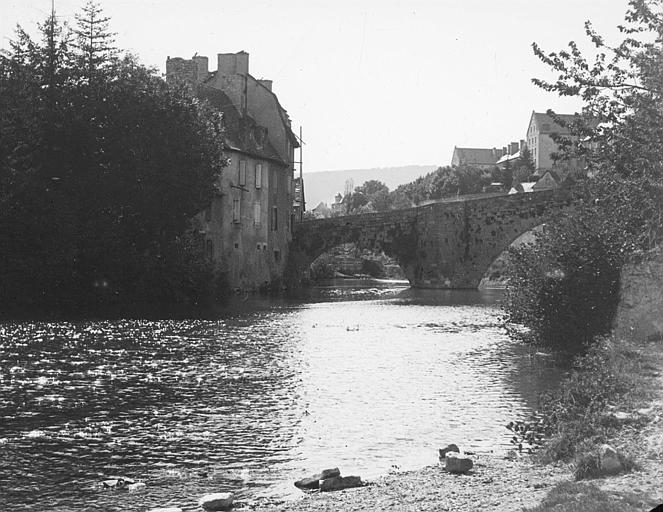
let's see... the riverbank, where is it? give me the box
[250,336,663,512]
[251,454,569,512]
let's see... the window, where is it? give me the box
[272,169,278,194]
[239,160,247,186]
[253,202,261,225]
[274,250,281,262]
[206,239,213,260]
[255,163,262,189]
[271,206,278,231]
[232,199,241,223]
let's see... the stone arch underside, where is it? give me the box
[286,210,420,285]
[287,190,573,289]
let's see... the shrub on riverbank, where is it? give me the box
[503,210,623,350]
[534,338,653,472]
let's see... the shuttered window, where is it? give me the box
[239,160,247,186]
[232,199,240,223]
[255,163,262,189]
[254,202,261,225]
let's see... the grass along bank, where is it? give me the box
[525,334,663,511]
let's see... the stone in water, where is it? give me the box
[198,492,234,511]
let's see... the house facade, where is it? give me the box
[526,111,580,175]
[166,52,299,289]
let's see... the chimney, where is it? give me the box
[192,55,209,82]
[519,139,525,151]
[258,79,273,91]
[218,51,249,76]
[502,146,508,155]
[235,51,249,75]
[510,142,519,155]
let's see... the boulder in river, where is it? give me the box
[294,468,341,490]
[319,475,363,492]
[438,444,460,461]
[445,452,473,474]
[198,492,234,511]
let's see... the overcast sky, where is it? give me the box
[2,0,629,172]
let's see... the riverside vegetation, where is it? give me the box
[0,1,228,319]
[503,0,663,508]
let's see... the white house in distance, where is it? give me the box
[526,111,579,175]
[509,171,559,194]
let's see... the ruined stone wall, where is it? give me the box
[166,57,198,85]
[614,247,663,341]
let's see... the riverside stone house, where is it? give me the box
[166,51,300,290]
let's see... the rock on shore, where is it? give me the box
[445,452,474,474]
[319,475,363,492]
[294,468,341,490]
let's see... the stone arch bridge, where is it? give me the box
[286,190,573,289]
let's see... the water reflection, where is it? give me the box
[0,285,563,511]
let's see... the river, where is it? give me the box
[0,280,562,511]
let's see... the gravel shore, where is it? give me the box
[251,454,569,512]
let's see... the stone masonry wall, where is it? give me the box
[289,190,572,289]
[614,247,663,341]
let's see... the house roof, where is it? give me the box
[530,112,578,134]
[453,147,500,166]
[196,85,286,165]
[203,70,299,149]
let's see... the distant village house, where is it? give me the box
[450,147,503,170]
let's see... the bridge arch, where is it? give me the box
[287,190,573,289]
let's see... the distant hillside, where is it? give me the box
[303,165,438,208]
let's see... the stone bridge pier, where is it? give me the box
[286,190,573,289]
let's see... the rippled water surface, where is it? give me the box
[0,283,561,511]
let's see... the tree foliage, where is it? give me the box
[0,5,227,317]
[341,165,493,215]
[531,0,663,249]
[505,0,663,348]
